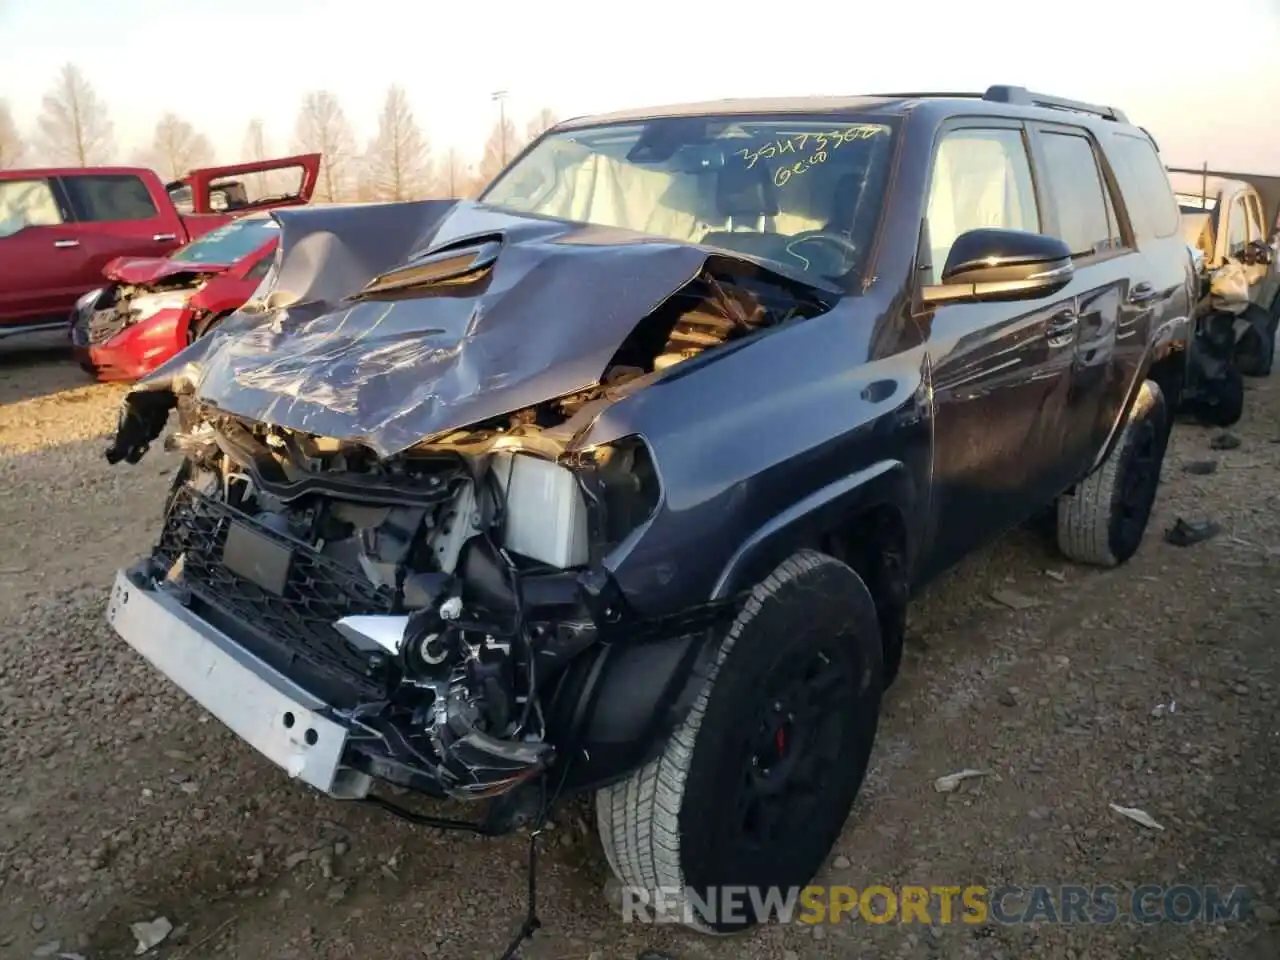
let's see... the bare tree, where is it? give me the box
[365,85,434,201]
[241,118,276,197]
[525,107,558,141]
[475,116,522,190]
[35,63,114,166]
[138,113,215,179]
[293,90,357,202]
[441,147,469,197]
[0,100,25,169]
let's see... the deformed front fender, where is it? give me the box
[551,458,915,794]
[547,617,724,794]
[709,459,916,601]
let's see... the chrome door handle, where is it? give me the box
[53,239,79,248]
[153,233,177,242]
[1128,282,1158,304]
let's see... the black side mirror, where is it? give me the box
[922,228,1075,306]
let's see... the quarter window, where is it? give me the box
[1108,134,1180,240]
[1038,132,1121,256]
[0,179,64,238]
[60,174,159,223]
[924,128,1039,284]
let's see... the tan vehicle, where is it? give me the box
[1171,168,1280,307]
[1167,166,1280,424]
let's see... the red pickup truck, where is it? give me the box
[0,153,319,339]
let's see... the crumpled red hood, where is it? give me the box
[104,257,232,286]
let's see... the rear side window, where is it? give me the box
[1037,132,1121,256]
[924,128,1040,284]
[0,179,64,238]
[1106,135,1179,240]
[60,175,159,223]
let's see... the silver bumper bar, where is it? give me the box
[106,569,371,799]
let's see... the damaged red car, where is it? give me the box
[72,212,279,381]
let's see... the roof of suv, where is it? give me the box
[556,85,1138,134]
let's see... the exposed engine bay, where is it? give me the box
[139,264,811,805]
[107,198,837,810]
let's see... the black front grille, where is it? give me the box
[156,485,395,694]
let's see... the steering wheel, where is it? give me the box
[783,231,860,274]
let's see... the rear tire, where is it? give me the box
[1056,380,1169,568]
[595,549,883,933]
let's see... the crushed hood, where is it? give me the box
[120,199,834,459]
[105,256,233,286]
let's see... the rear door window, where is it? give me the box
[924,127,1040,284]
[0,179,65,238]
[59,174,160,223]
[1226,196,1248,256]
[1106,135,1179,240]
[1036,131,1122,256]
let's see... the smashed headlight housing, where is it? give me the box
[562,435,661,559]
[129,290,192,322]
[75,287,104,312]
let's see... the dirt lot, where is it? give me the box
[1,343,1278,960]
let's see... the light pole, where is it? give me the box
[491,90,508,166]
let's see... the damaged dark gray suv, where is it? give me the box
[104,86,1191,942]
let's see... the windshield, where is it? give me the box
[171,217,279,264]
[480,114,897,284]
[1176,192,1218,212]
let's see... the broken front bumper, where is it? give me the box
[106,568,373,799]
[72,307,188,382]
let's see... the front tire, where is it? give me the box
[595,550,883,933]
[1056,380,1169,568]
[188,311,227,343]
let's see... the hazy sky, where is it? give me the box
[2,0,1278,171]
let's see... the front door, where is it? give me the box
[0,177,85,327]
[915,122,1081,581]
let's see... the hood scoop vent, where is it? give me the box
[355,236,502,300]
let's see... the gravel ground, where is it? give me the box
[1,342,1279,960]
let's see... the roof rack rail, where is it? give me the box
[866,92,987,101]
[981,86,1128,123]
[868,87,1128,123]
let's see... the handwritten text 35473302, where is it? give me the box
[733,125,888,188]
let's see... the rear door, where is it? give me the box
[54,173,181,297]
[1093,132,1189,455]
[917,120,1080,578]
[1024,123,1135,479]
[0,176,83,326]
